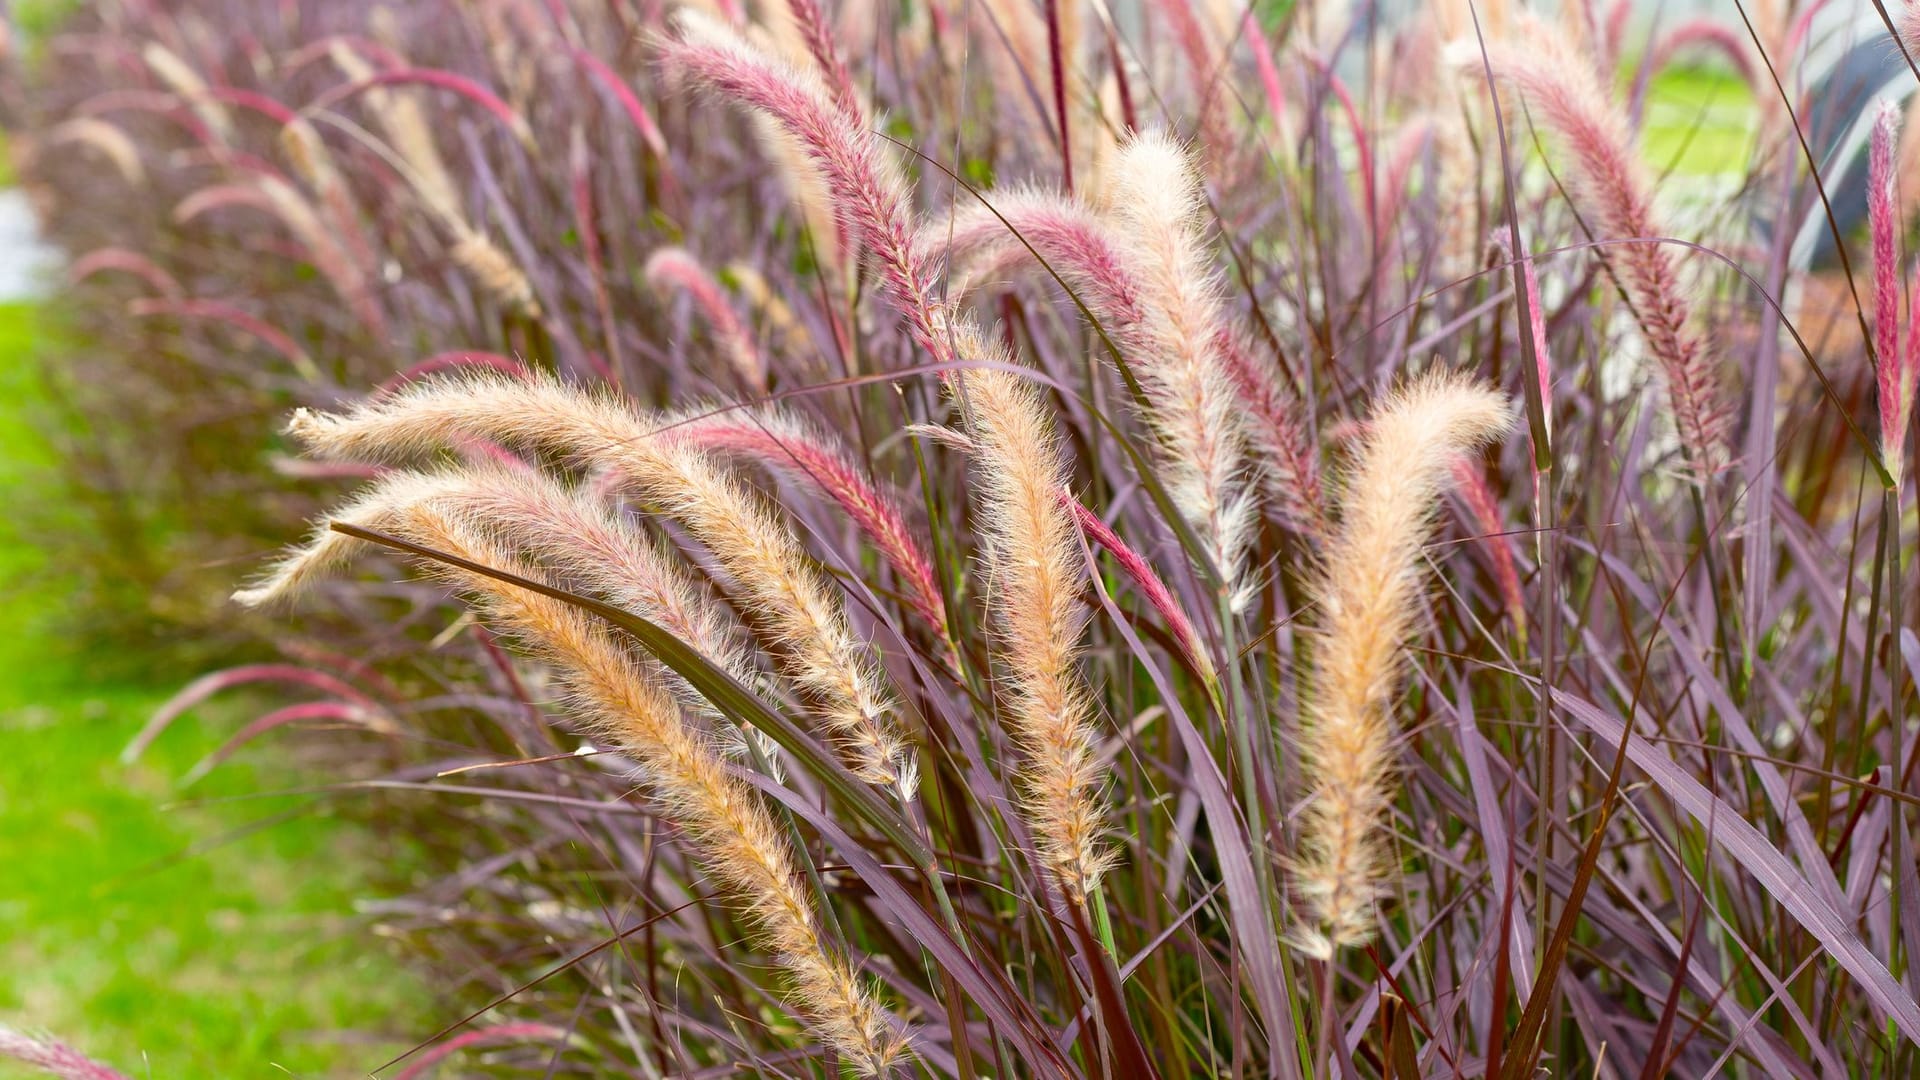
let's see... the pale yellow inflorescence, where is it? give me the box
[279,375,915,799]
[1105,131,1257,609]
[240,492,900,1073]
[953,325,1113,906]
[1297,371,1511,956]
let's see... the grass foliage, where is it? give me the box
[6,1,1920,1076]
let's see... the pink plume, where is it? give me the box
[0,1026,132,1080]
[664,15,947,370]
[1876,100,1917,479]
[1449,457,1526,635]
[666,412,954,657]
[1066,496,1213,680]
[644,248,766,393]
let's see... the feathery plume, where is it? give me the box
[43,119,145,187]
[782,0,864,126]
[644,248,767,393]
[237,464,780,765]
[278,117,343,197]
[330,39,537,319]
[141,42,233,143]
[1297,372,1511,956]
[1481,15,1731,470]
[1449,456,1527,637]
[751,112,852,275]
[927,186,1140,315]
[667,408,954,658]
[0,1026,131,1080]
[663,11,948,367]
[1902,2,1920,65]
[328,40,461,224]
[930,188,1322,532]
[1066,496,1214,682]
[1871,101,1913,483]
[931,158,1266,583]
[240,498,900,1073]
[282,375,914,797]
[1149,0,1234,175]
[955,327,1112,905]
[1101,132,1256,603]
[1217,333,1324,533]
[449,231,541,319]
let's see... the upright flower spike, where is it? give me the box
[238,497,902,1074]
[956,336,1113,906]
[282,375,915,799]
[930,138,1261,595]
[1871,101,1913,484]
[1297,372,1511,956]
[663,11,948,366]
[1481,15,1730,471]
[1075,133,1255,603]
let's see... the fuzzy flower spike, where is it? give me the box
[1480,14,1730,472]
[954,325,1114,906]
[1297,371,1511,956]
[282,374,916,799]
[238,495,902,1073]
[1871,101,1916,484]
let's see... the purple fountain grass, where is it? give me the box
[283,374,917,798]
[780,0,864,126]
[663,11,950,369]
[238,462,783,767]
[1217,332,1325,532]
[1296,371,1511,956]
[931,142,1264,592]
[242,497,905,1074]
[931,186,1323,533]
[1871,101,1914,483]
[1483,13,1731,471]
[33,0,1920,1072]
[0,1027,130,1080]
[1450,455,1527,636]
[1065,494,1215,682]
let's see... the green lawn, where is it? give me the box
[1642,63,1757,178]
[0,303,428,1076]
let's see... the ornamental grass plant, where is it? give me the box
[10,0,1920,1076]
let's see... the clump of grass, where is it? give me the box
[21,0,1920,1075]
